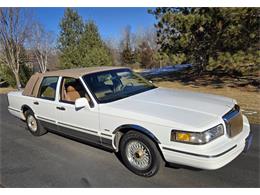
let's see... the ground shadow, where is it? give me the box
[143,67,260,91]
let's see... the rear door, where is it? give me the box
[32,76,60,130]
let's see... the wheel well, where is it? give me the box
[114,126,166,162]
[113,125,161,152]
[21,105,33,115]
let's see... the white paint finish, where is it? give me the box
[55,76,100,135]
[161,141,245,170]
[160,118,250,170]
[79,77,98,107]
[56,101,100,135]
[99,87,235,132]
[33,98,59,123]
[75,97,89,109]
[7,78,251,170]
[32,76,60,123]
[8,107,25,120]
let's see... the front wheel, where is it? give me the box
[119,131,162,177]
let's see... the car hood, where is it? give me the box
[100,87,235,131]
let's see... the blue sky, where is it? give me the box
[32,8,156,42]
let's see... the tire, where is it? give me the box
[119,130,162,177]
[25,109,47,136]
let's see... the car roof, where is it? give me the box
[41,66,129,78]
[22,66,129,97]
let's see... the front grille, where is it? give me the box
[223,105,243,138]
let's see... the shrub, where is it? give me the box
[0,64,33,88]
[169,53,187,65]
[208,51,260,75]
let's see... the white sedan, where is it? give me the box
[7,67,252,177]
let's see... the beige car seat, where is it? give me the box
[65,86,81,102]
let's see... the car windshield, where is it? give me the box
[83,68,156,103]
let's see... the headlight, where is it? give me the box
[171,124,224,144]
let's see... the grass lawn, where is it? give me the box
[0,87,16,94]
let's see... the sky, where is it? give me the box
[32,8,156,42]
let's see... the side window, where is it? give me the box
[60,77,92,106]
[38,77,58,100]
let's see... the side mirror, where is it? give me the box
[75,98,89,110]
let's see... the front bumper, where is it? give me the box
[161,115,251,170]
[243,131,253,153]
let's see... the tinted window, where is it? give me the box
[38,77,58,100]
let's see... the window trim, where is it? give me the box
[59,76,94,108]
[37,76,59,101]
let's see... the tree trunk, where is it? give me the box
[14,71,21,90]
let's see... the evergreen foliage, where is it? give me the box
[80,21,113,67]
[149,8,259,75]
[0,47,33,87]
[58,9,113,68]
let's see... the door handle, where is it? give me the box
[33,101,39,105]
[56,106,66,111]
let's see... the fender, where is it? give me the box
[113,124,161,144]
[21,104,33,114]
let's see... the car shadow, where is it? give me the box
[44,129,114,153]
[114,151,202,173]
[21,121,203,173]
[165,162,202,171]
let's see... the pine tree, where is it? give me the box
[80,21,113,67]
[120,26,135,65]
[149,8,259,75]
[58,8,84,68]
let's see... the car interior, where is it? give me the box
[38,77,58,100]
[60,78,91,104]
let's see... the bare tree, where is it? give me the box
[105,38,120,66]
[134,26,158,50]
[0,8,31,89]
[29,22,55,73]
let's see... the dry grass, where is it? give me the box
[0,87,15,94]
[154,81,260,124]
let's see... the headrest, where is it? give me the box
[67,85,76,92]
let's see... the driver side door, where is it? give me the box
[55,77,100,144]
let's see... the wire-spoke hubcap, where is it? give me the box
[27,115,37,132]
[126,140,151,170]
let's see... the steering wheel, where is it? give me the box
[119,82,133,91]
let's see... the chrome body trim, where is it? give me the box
[8,107,21,113]
[162,145,237,158]
[113,124,161,144]
[222,105,240,122]
[222,105,243,138]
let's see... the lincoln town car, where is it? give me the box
[7,67,253,177]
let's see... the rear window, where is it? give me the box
[38,77,59,100]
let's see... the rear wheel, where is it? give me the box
[119,131,162,177]
[25,110,47,136]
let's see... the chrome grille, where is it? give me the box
[223,105,243,138]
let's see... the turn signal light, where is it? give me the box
[176,132,191,142]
